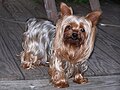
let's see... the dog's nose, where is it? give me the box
[72,33,78,37]
[72,33,78,40]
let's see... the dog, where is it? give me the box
[48,3,101,88]
[20,2,101,88]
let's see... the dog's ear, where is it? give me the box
[60,2,73,17]
[86,10,102,26]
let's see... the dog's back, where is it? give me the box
[21,18,55,69]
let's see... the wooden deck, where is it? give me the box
[0,0,120,89]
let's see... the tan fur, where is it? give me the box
[49,2,101,88]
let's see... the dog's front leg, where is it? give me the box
[73,63,88,84]
[49,58,69,88]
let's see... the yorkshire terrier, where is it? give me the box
[20,2,101,88]
[49,3,101,88]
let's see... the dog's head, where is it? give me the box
[55,2,101,48]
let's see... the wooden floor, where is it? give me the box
[0,0,120,89]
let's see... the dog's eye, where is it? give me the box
[65,25,72,31]
[81,28,85,32]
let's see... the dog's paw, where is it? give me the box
[21,62,34,69]
[54,79,69,88]
[73,74,88,84]
[73,77,88,84]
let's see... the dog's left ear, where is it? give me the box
[86,10,102,26]
[60,2,73,17]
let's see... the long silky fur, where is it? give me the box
[51,15,96,78]
[20,18,55,69]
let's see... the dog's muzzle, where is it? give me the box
[71,33,78,40]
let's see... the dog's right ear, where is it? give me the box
[60,2,73,17]
[86,10,102,26]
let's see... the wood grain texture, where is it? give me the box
[2,0,47,21]
[0,3,24,80]
[17,0,47,18]
[89,0,101,11]
[85,27,120,76]
[0,75,120,90]
[43,0,58,22]
[0,0,50,80]
[88,0,120,76]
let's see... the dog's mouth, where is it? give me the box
[63,33,84,47]
[69,37,82,44]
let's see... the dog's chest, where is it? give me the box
[58,43,93,64]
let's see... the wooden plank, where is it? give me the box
[0,3,24,80]
[0,33,23,80]
[0,75,120,90]
[2,0,47,22]
[2,0,34,21]
[1,0,50,80]
[89,0,101,11]
[43,0,58,22]
[0,23,23,80]
[85,26,120,76]
[17,0,47,18]
[0,18,49,80]
[99,1,120,39]
[84,3,120,75]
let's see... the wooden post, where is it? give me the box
[89,0,101,11]
[43,0,58,23]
